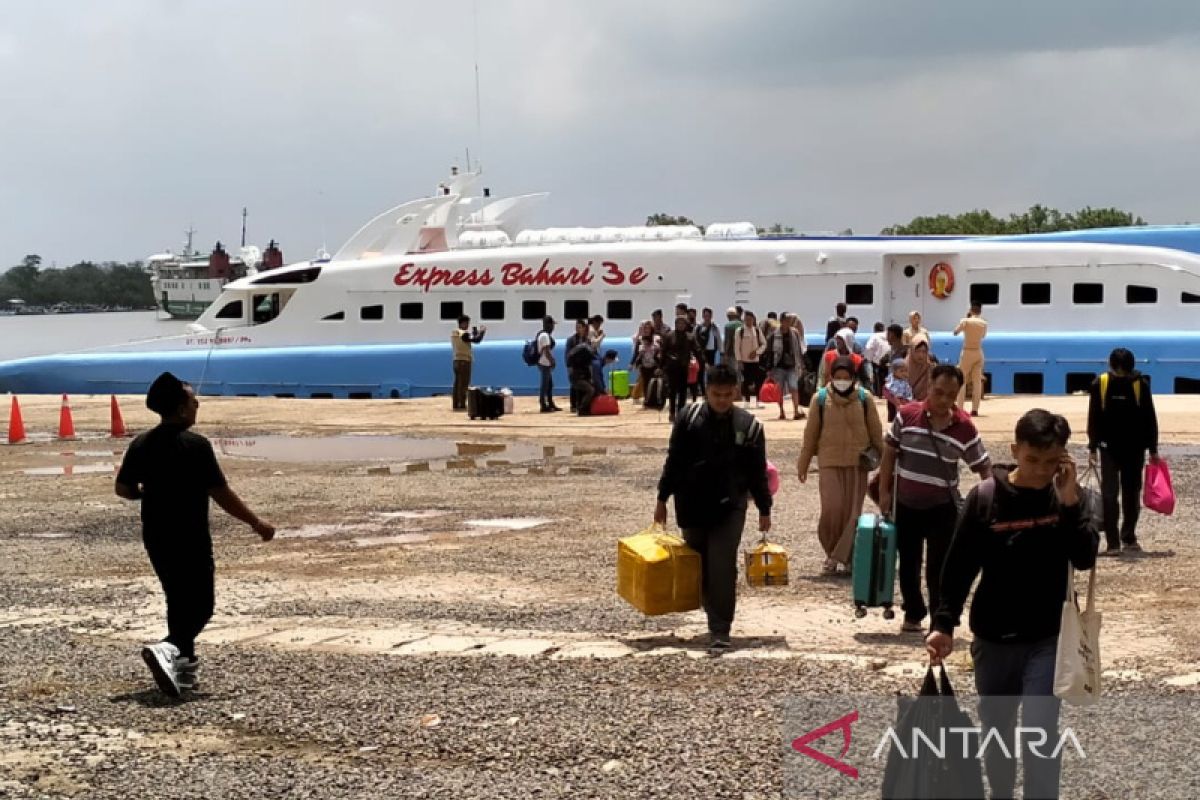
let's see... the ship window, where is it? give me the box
[607,300,633,320]
[563,300,589,320]
[1126,285,1157,304]
[400,302,423,320]
[522,300,547,320]
[215,300,244,320]
[251,266,322,285]
[440,301,463,320]
[1073,283,1104,304]
[252,293,280,324]
[360,305,384,321]
[845,284,873,305]
[1065,372,1097,393]
[969,283,999,305]
[1013,372,1044,394]
[1020,283,1051,305]
[321,311,345,321]
[480,300,505,321]
[1183,292,1200,304]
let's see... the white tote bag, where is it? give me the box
[1054,564,1101,705]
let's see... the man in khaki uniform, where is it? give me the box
[954,303,988,416]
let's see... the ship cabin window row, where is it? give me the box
[336,300,636,324]
[962,282,1184,307]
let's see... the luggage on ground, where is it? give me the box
[466,387,504,420]
[617,524,701,615]
[758,379,781,404]
[499,388,514,416]
[644,375,666,409]
[610,369,631,399]
[852,512,897,619]
[745,536,789,586]
[590,394,619,416]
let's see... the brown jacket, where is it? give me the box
[797,387,884,471]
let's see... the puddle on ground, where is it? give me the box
[463,518,555,531]
[213,435,650,469]
[213,436,543,465]
[280,523,378,539]
[23,463,117,476]
[276,512,556,547]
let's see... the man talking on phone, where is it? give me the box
[926,409,1099,799]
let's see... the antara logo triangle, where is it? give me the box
[791,711,860,780]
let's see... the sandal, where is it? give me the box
[821,559,839,575]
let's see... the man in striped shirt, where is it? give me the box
[878,364,992,633]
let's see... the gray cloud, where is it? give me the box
[2,1,1199,268]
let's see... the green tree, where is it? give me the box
[645,213,696,227]
[882,205,1146,235]
[757,223,797,237]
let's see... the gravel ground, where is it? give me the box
[2,395,1199,798]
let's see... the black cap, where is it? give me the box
[146,371,187,415]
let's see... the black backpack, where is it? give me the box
[644,376,666,409]
[567,343,594,371]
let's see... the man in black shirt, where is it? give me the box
[1087,347,1159,555]
[824,302,847,345]
[926,409,1099,800]
[694,307,722,395]
[116,372,275,698]
[654,364,772,655]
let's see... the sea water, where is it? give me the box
[0,312,190,362]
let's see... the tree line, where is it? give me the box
[648,205,1147,237]
[1,255,155,308]
[880,205,1146,236]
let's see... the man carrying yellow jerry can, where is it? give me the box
[652,363,773,656]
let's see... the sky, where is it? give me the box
[3,1,1200,268]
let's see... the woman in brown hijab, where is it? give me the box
[906,335,933,401]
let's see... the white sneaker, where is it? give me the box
[141,642,182,698]
[174,656,200,692]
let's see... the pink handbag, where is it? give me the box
[1143,458,1175,516]
[766,460,780,496]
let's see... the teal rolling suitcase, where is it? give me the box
[852,512,898,619]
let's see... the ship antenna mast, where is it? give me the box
[472,0,482,169]
[184,225,196,257]
[241,207,248,248]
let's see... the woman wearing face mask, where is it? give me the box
[796,356,884,575]
[906,336,933,401]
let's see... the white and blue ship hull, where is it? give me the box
[4,170,1200,399]
[3,330,1197,399]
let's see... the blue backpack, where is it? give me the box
[523,333,552,366]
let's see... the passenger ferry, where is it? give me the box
[3,168,1199,398]
[147,232,285,319]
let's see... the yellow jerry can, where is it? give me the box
[745,539,790,587]
[617,524,702,615]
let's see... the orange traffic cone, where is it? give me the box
[110,395,129,438]
[58,394,78,441]
[7,395,27,445]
